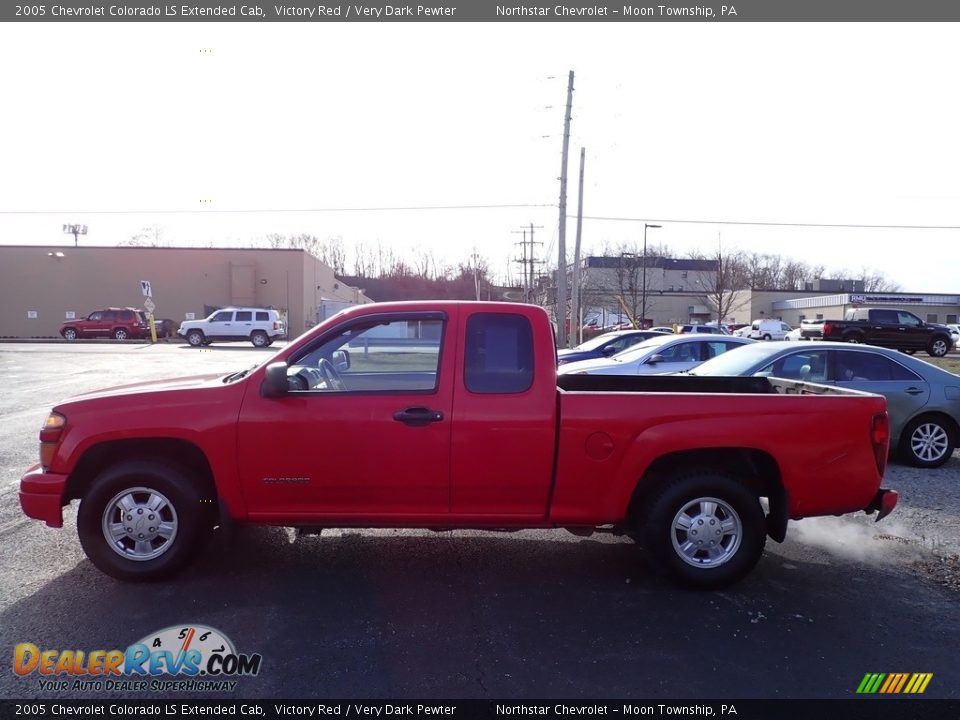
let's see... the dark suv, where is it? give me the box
[60,308,150,341]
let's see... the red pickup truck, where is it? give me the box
[20,302,897,589]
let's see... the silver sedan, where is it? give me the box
[557,333,755,376]
[689,341,960,468]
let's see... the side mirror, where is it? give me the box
[261,361,289,398]
[601,346,618,356]
[647,354,665,365]
[333,349,351,372]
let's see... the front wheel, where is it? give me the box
[186,330,205,347]
[640,471,766,589]
[77,460,212,580]
[62,328,78,341]
[899,415,955,468]
[927,337,950,358]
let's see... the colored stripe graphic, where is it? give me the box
[857,673,932,694]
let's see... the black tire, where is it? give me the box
[113,328,129,341]
[77,460,213,581]
[640,470,766,590]
[186,330,205,347]
[899,415,956,468]
[62,328,78,341]
[844,333,863,344]
[902,349,917,355]
[927,336,950,358]
[250,330,269,348]
[762,334,772,341]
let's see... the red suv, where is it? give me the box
[60,308,149,341]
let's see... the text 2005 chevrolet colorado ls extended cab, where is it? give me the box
[20,302,897,589]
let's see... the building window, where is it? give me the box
[947,314,958,324]
[927,314,938,323]
[816,314,823,320]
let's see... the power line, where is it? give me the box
[0,203,555,216]
[4,203,958,231]
[576,215,960,231]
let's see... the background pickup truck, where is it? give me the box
[20,302,897,590]
[821,308,955,357]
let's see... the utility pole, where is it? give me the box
[556,70,574,347]
[570,147,585,348]
[512,224,543,303]
[641,223,661,328]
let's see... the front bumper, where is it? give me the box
[864,488,898,522]
[19,464,68,528]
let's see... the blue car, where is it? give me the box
[557,330,669,366]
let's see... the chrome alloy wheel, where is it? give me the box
[670,496,742,568]
[101,487,178,561]
[910,422,950,464]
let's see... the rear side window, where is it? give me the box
[103,311,117,321]
[235,311,252,321]
[464,313,534,394]
[256,311,270,321]
[834,352,921,382]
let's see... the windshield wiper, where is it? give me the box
[223,364,257,383]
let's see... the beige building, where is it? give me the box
[0,246,372,339]
[559,256,960,331]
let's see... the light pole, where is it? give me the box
[62,224,87,247]
[641,223,661,328]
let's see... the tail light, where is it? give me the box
[871,412,889,476]
[823,322,833,335]
[39,412,66,470]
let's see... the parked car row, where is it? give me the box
[59,306,285,347]
[561,332,960,469]
[558,333,755,376]
[689,341,960,468]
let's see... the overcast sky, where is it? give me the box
[2,22,959,292]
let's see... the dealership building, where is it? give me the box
[0,245,372,339]
[0,245,957,339]
[566,257,960,330]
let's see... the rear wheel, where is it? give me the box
[899,415,955,468]
[640,471,766,589]
[762,334,772,341]
[844,334,863,344]
[113,328,129,341]
[186,330,205,347]
[250,330,269,347]
[77,460,213,580]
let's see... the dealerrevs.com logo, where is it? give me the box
[13,624,262,693]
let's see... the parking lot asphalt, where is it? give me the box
[1,342,959,701]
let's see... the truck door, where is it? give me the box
[449,309,557,517]
[237,311,455,518]
[896,310,927,351]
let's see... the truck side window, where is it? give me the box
[464,313,534,394]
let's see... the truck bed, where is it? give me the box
[557,374,858,397]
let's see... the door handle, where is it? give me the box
[393,407,444,426]
[904,387,924,395]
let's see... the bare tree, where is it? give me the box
[122,224,167,247]
[690,245,750,324]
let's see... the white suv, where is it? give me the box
[178,307,285,347]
